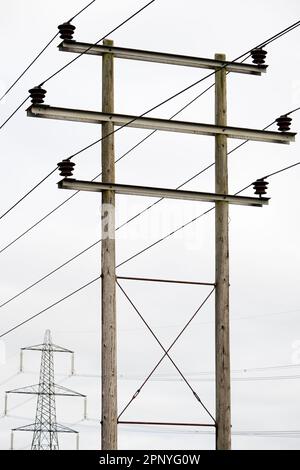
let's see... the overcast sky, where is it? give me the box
[0,0,300,450]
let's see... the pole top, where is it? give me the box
[214,53,226,60]
[103,38,114,47]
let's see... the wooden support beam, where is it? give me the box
[57,179,269,207]
[27,105,296,144]
[58,40,267,75]
[4,393,8,416]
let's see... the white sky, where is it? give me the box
[0,0,300,450]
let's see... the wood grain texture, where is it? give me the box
[101,39,117,450]
[215,53,231,450]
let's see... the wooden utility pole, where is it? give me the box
[30,37,296,449]
[215,53,231,450]
[101,39,117,450]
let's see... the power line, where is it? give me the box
[41,0,157,86]
[68,0,97,22]
[0,0,157,132]
[0,33,59,103]
[43,17,300,160]
[0,2,158,223]
[0,108,289,261]
[1,104,299,310]
[7,351,299,381]
[54,360,300,378]
[0,85,219,310]
[0,17,299,222]
[1,23,300,336]
[71,372,300,382]
[0,168,57,222]
[0,240,100,308]
[0,285,216,424]
[0,276,100,339]
[117,207,214,269]
[0,6,162,227]
[235,159,300,196]
[117,306,300,333]
[258,18,300,48]
[263,160,300,179]
[0,166,215,308]
[79,417,300,439]
[119,425,300,438]
[119,373,300,383]
[0,96,31,130]
[286,106,300,116]
[121,362,300,378]
[0,191,79,255]
[0,82,215,254]
[9,362,300,380]
[110,108,300,269]
[0,1,97,103]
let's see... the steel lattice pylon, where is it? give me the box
[31,329,59,450]
[7,329,86,450]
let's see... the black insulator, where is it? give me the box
[276,115,292,132]
[58,22,76,40]
[253,179,269,197]
[28,86,47,104]
[57,160,75,177]
[250,48,267,65]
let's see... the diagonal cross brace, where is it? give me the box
[116,280,216,423]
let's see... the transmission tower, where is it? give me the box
[7,330,86,450]
[31,329,59,449]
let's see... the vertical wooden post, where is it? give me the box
[4,393,8,416]
[84,396,88,420]
[215,53,231,450]
[10,431,14,450]
[101,38,117,450]
[20,349,23,373]
[71,352,75,376]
